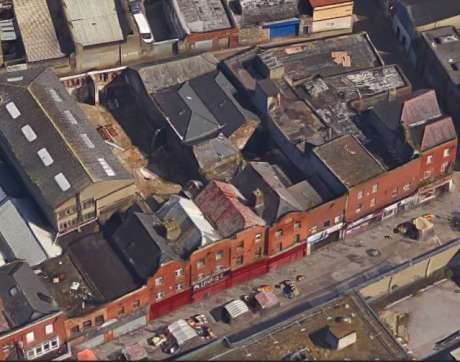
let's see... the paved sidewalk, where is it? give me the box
[93,184,460,360]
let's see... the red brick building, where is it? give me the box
[0,262,68,360]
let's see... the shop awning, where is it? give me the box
[224,299,249,319]
[168,319,198,345]
[255,291,279,310]
[77,349,98,361]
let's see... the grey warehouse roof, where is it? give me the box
[62,0,124,47]
[0,67,132,209]
[172,0,232,33]
[13,0,65,62]
[240,0,299,26]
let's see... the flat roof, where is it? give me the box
[62,0,124,47]
[180,293,407,360]
[173,0,232,33]
[422,26,460,86]
[13,0,65,62]
[378,279,460,359]
[314,135,385,189]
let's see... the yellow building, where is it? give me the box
[308,0,354,33]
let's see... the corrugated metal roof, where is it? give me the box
[224,299,249,319]
[168,319,198,345]
[62,0,124,47]
[13,0,64,62]
[195,180,265,238]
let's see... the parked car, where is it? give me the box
[128,0,154,43]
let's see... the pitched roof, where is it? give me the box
[172,0,232,33]
[13,0,65,62]
[0,68,132,209]
[111,212,180,282]
[195,180,265,238]
[157,196,221,259]
[232,161,321,223]
[67,233,139,301]
[397,0,460,28]
[314,135,385,189]
[400,89,442,127]
[153,70,257,145]
[62,0,124,47]
[417,117,457,151]
[0,261,59,334]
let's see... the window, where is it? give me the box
[80,133,95,149]
[441,161,449,173]
[155,277,164,287]
[391,187,398,197]
[176,283,183,291]
[334,215,342,224]
[237,241,244,250]
[216,251,224,261]
[323,220,331,227]
[294,222,301,230]
[156,292,165,300]
[444,148,451,158]
[97,158,116,177]
[82,320,92,330]
[310,225,317,234]
[26,331,35,343]
[118,306,125,316]
[198,273,205,281]
[426,155,433,165]
[277,243,282,252]
[51,338,58,348]
[45,323,53,335]
[216,265,225,272]
[6,101,21,119]
[294,234,301,243]
[54,173,71,192]
[197,259,205,269]
[255,248,262,258]
[403,182,411,191]
[255,233,262,242]
[175,268,184,277]
[357,190,363,199]
[95,315,105,326]
[27,350,35,359]
[133,300,141,309]
[70,325,80,336]
[370,197,376,207]
[44,343,50,352]
[64,110,78,124]
[275,229,283,237]
[36,347,42,355]
[356,204,362,214]
[372,184,378,193]
[21,125,37,142]
[236,256,244,265]
[37,148,54,167]
[424,170,432,179]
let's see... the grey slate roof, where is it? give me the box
[232,161,322,224]
[111,212,180,282]
[397,0,460,28]
[240,0,299,26]
[0,68,132,209]
[153,70,258,144]
[0,261,59,334]
[314,135,386,189]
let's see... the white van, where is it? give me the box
[130,1,154,43]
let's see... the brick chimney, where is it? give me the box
[155,219,181,241]
[252,188,264,214]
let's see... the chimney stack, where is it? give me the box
[252,188,264,213]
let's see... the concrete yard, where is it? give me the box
[383,279,460,359]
